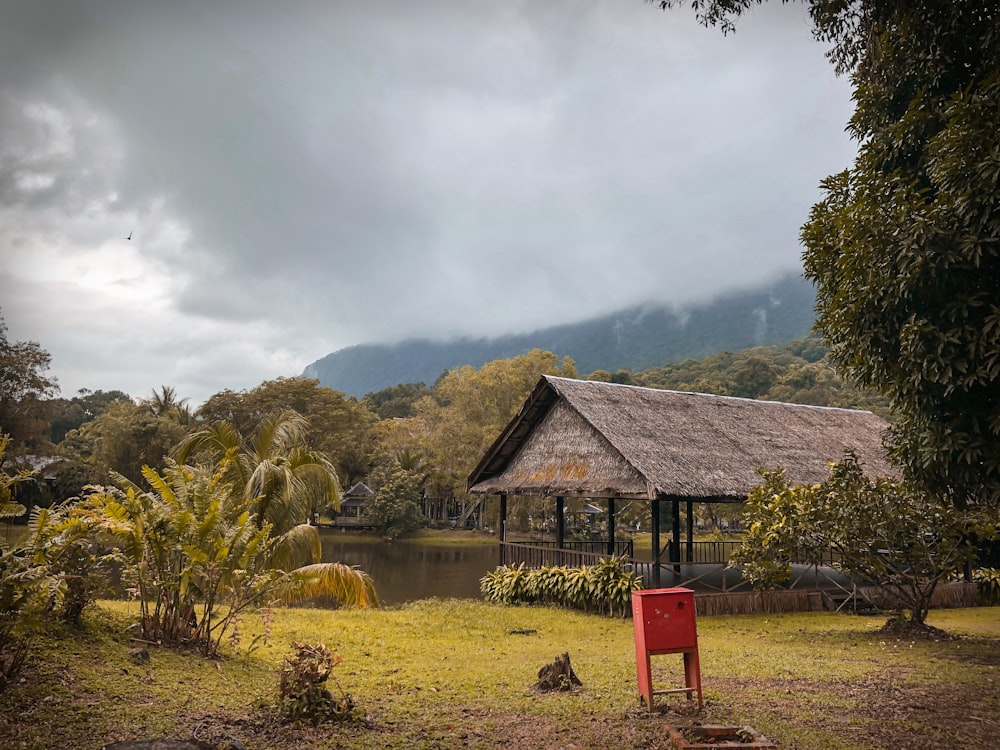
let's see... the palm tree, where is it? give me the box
[65,462,376,655]
[145,385,193,425]
[175,411,338,531]
[172,410,377,605]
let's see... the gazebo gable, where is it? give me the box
[470,397,651,499]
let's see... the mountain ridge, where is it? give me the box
[304,274,817,397]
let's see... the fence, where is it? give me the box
[500,541,632,569]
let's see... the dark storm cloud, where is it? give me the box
[0,0,855,403]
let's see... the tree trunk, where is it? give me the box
[534,652,582,692]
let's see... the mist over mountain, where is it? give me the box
[303,274,817,397]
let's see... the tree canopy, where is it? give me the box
[734,453,983,629]
[197,378,374,486]
[413,349,577,496]
[0,315,58,458]
[661,0,1000,506]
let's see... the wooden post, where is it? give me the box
[671,497,681,574]
[556,496,565,552]
[686,499,694,563]
[607,497,616,556]
[499,494,507,566]
[651,497,661,588]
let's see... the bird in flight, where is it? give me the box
[126,231,132,240]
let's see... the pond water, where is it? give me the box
[320,530,500,605]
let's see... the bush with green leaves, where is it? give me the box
[0,544,48,693]
[480,557,641,617]
[25,503,120,626]
[368,466,424,541]
[733,452,986,629]
[75,463,290,656]
[973,568,1000,605]
[0,434,49,691]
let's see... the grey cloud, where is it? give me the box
[0,0,855,403]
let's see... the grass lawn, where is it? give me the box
[1,600,997,749]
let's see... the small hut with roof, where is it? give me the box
[467,375,892,586]
[334,481,375,527]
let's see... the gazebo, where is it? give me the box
[467,375,892,586]
[334,481,374,527]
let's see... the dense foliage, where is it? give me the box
[734,453,985,627]
[368,466,424,541]
[0,315,58,458]
[659,1,1000,507]
[197,378,375,486]
[76,464,290,656]
[480,558,642,617]
[802,2,1000,508]
[0,438,46,691]
[628,337,889,416]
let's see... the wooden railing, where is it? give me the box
[504,540,846,568]
[499,539,850,593]
[500,541,627,569]
[663,541,845,566]
[668,540,743,564]
[507,539,634,558]
[329,516,375,528]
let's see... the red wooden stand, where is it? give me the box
[632,588,703,710]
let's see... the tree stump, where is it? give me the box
[534,652,582,692]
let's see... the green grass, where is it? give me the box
[320,527,502,546]
[403,529,498,546]
[1,601,997,749]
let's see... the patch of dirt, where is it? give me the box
[708,674,1000,750]
[88,672,1000,750]
[877,617,954,640]
[181,705,674,749]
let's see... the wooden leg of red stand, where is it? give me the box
[638,651,654,710]
[683,650,703,710]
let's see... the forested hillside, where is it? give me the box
[304,274,815,397]
[625,338,890,418]
[6,309,887,541]
[362,338,890,422]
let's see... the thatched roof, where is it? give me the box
[467,376,893,502]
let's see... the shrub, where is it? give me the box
[973,568,1000,605]
[278,642,355,723]
[734,452,982,629]
[27,505,118,626]
[0,545,47,693]
[77,463,289,656]
[0,435,49,691]
[480,557,641,616]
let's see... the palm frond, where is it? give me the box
[269,523,322,571]
[284,562,379,608]
[252,410,310,460]
[173,420,242,465]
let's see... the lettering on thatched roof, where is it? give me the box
[478,398,649,498]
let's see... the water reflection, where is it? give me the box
[320,530,499,605]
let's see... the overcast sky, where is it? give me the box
[0,0,855,406]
